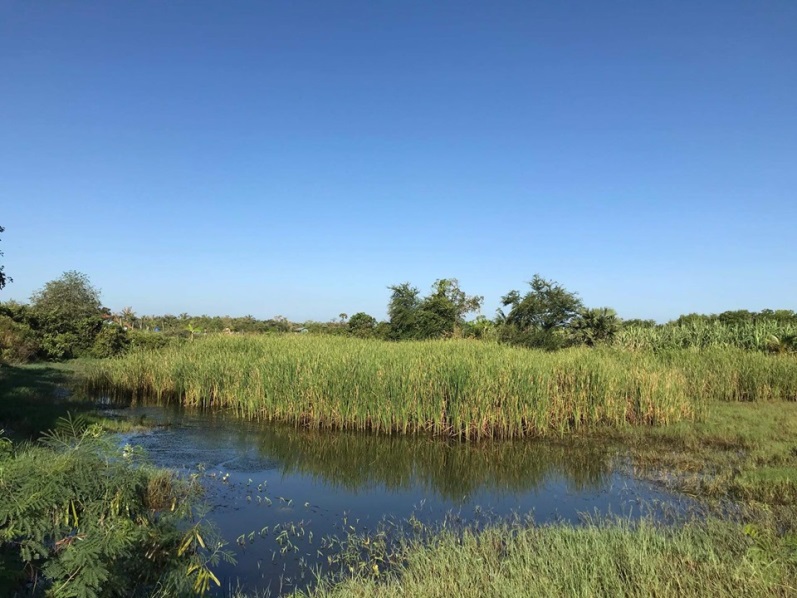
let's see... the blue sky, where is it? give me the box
[1,1,795,322]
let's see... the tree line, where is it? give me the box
[1,226,795,361]
[2,268,795,363]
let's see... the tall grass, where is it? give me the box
[290,517,797,598]
[83,336,698,439]
[658,347,797,402]
[615,319,797,352]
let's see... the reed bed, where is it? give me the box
[82,336,698,439]
[657,347,797,402]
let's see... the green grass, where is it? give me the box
[290,517,797,598]
[615,319,797,352]
[610,401,797,505]
[0,362,147,439]
[81,335,797,439]
[81,336,702,439]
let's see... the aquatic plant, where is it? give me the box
[82,336,702,439]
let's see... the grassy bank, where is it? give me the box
[289,516,797,598]
[82,336,701,439]
[0,362,147,440]
[82,336,797,439]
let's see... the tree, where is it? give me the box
[121,306,136,329]
[348,312,377,338]
[499,275,583,349]
[387,283,421,340]
[463,314,497,340]
[623,318,657,329]
[500,275,583,332]
[569,307,621,346]
[0,225,10,292]
[417,278,483,338]
[30,271,105,359]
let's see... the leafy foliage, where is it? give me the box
[387,283,422,340]
[0,315,39,363]
[0,416,231,596]
[387,279,482,340]
[91,325,130,358]
[500,275,583,332]
[569,308,621,347]
[499,275,583,349]
[30,272,105,360]
[348,312,378,338]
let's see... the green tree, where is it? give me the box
[569,307,621,346]
[30,271,105,359]
[417,278,483,339]
[463,314,498,340]
[91,324,131,358]
[499,275,583,349]
[387,283,421,340]
[0,315,39,362]
[500,275,583,332]
[0,225,10,292]
[623,318,657,329]
[348,312,377,338]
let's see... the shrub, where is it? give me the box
[91,325,131,358]
[0,417,230,596]
[0,315,39,363]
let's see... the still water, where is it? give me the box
[117,406,688,595]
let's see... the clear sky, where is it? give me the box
[1,1,795,322]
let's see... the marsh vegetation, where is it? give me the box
[1,266,796,596]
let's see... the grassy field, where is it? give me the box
[81,335,797,439]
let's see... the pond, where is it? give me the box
[116,406,691,595]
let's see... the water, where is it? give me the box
[115,406,690,595]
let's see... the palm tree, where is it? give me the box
[570,308,621,346]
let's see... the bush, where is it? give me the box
[128,330,185,351]
[0,418,230,596]
[30,271,105,359]
[0,315,39,363]
[91,325,131,358]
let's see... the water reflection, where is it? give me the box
[250,426,613,499]
[115,406,686,595]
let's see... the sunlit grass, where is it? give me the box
[79,336,711,438]
[288,516,797,598]
[615,319,797,352]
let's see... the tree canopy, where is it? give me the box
[30,271,105,359]
[388,279,483,340]
[500,274,583,332]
